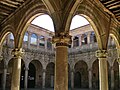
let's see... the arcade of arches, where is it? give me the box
[0,0,120,90]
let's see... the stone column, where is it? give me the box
[24,67,29,90]
[2,63,7,90]
[71,69,74,90]
[78,34,82,47]
[110,66,114,89]
[28,32,31,48]
[37,35,39,49]
[45,38,47,50]
[71,36,74,48]
[96,50,108,90]
[117,58,120,88]
[88,68,92,89]
[52,34,71,90]
[11,48,24,90]
[42,69,46,89]
[0,46,3,62]
[87,32,91,44]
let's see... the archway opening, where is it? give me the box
[74,61,88,88]
[70,15,98,50]
[45,62,55,88]
[28,63,36,88]
[92,59,99,89]
[22,14,54,51]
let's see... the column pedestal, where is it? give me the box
[11,48,24,90]
[96,50,108,90]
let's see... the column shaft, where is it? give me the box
[11,57,22,90]
[99,58,108,90]
[42,70,46,89]
[55,46,68,90]
[24,68,28,90]
[11,48,24,90]
[119,62,120,88]
[111,67,114,89]
[79,35,82,46]
[71,71,74,90]
[2,68,7,90]
[88,69,92,89]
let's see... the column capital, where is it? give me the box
[88,68,92,71]
[42,69,46,73]
[95,50,108,58]
[70,69,75,73]
[52,33,72,46]
[4,64,8,69]
[24,67,29,71]
[11,48,25,58]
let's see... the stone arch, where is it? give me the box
[110,27,120,49]
[0,25,15,46]
[45,62,55,88]
[28,60,43,88]
[74,60,88,88]
[15,3,49,48]
[76,2,109,49]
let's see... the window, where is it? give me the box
[39,36,45,46]
[23,32,28,42]
[47,38,52,50]
[90,31,96,43]
[73,36,79,47]
[81,34,87,45]
[30,33,37,45]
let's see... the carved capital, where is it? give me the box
[70,69,75,73]
[95,50,108,58]
[42,69,46,73]
[24,67,29,71]
[52,33,72,46]
[11,48,25,58]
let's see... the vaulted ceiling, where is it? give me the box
[0,0,119,25]
[99,0,120,22]
[0,0,27,24]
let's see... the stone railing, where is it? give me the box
[3,40,117,55]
